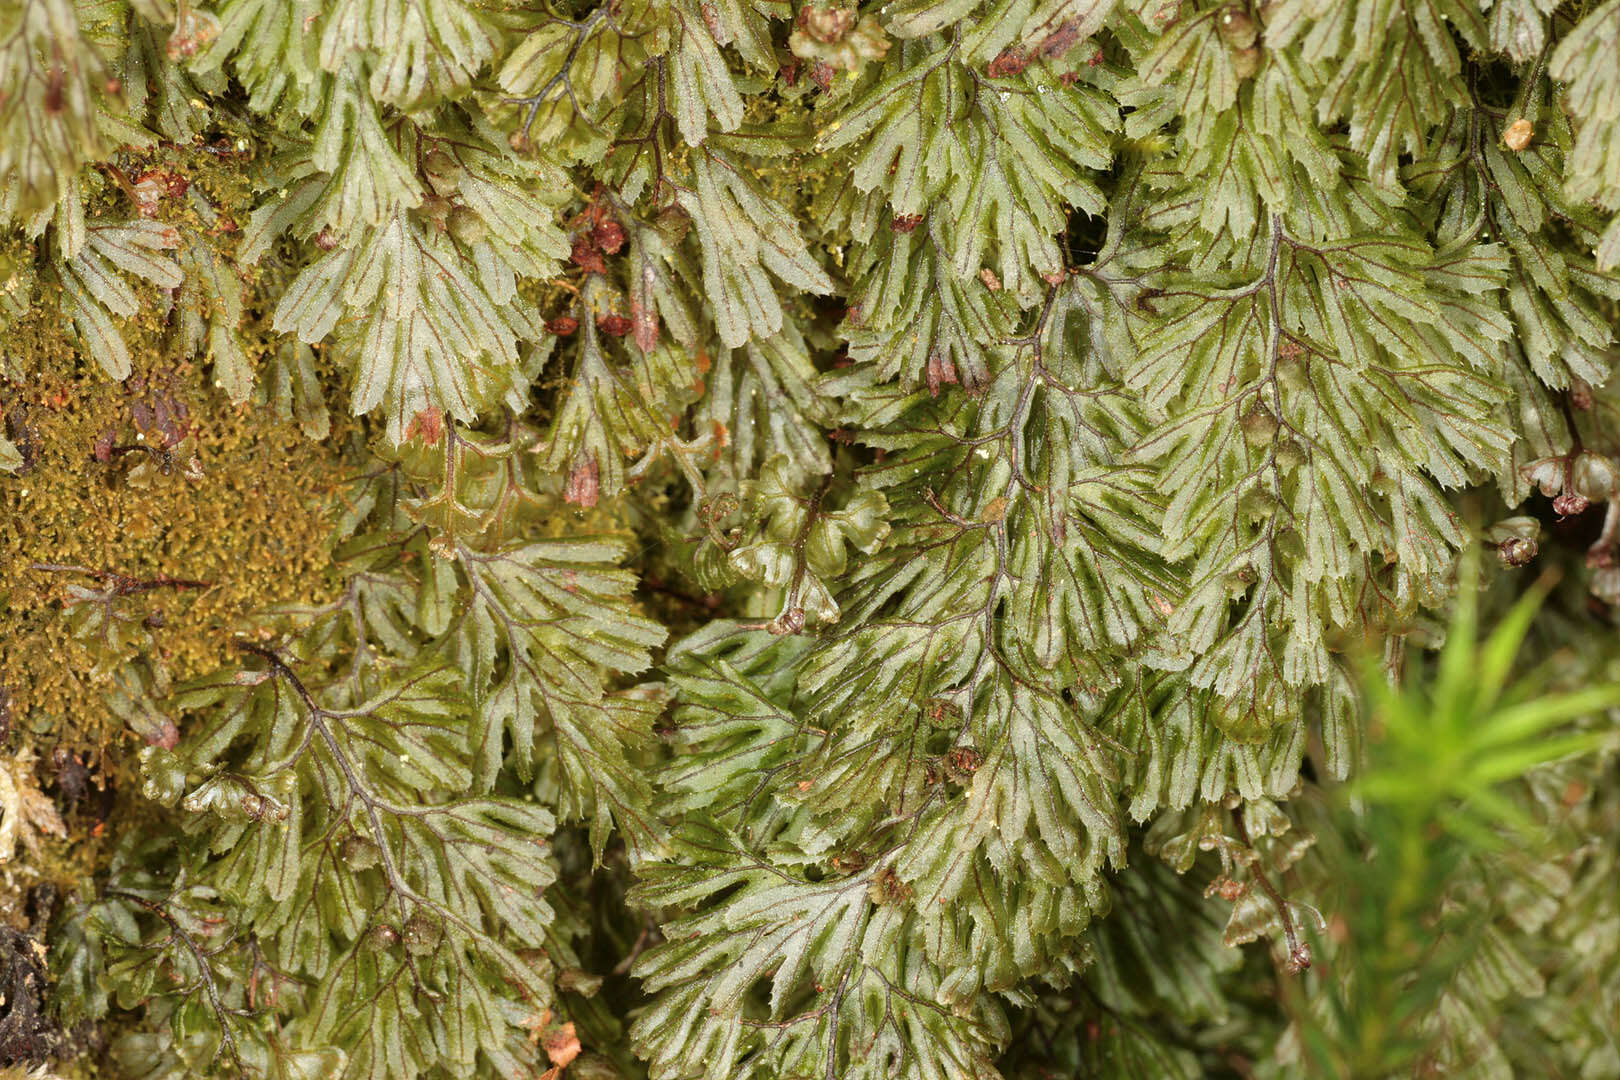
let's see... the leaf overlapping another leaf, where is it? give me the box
[273,210,541,441]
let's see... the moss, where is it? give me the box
[0,311,351,751]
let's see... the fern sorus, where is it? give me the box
[1,1,1618,1077]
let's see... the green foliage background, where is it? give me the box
[1,0,1619,1077]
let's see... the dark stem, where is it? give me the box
[1231,806,1310,974]
[106,890,248,1078]
[29,562,213,596]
